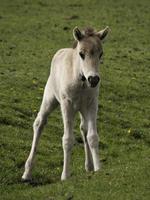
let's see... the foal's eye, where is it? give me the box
[79,52,85,60]
[99,52,103,59]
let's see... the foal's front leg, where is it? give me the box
[80,114,94,171]
[87,105,100,171]
[61,98,75,180]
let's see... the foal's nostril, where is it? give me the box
[88,75,100,87]
[94,76,100,84]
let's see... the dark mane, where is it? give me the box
[72,27,96,49]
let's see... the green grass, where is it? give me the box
[0,0,150,199]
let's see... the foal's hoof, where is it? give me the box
[85,163,94,172]
[61,172,70,181]
[22,173,32,183]
[21,178,32,183]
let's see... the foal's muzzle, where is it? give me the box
[88,75,100,87]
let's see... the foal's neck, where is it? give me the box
[72,48,82,80]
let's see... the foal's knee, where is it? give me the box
[87,133,99,148]
[25,158,32,170]
[33,113,47,132]
[62,135,74,151]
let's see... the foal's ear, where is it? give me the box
[97,26,110,41]
[73,27,84,41]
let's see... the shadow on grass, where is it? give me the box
[20,173,61,187]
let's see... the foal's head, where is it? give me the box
[73,26,109,88]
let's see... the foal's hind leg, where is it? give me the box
[80,113,94,171]
[22,89,58,181]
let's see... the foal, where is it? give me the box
[22,26,109,181]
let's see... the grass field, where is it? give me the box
[0,0,150,199]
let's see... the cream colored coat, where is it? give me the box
[22,26,109,181]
